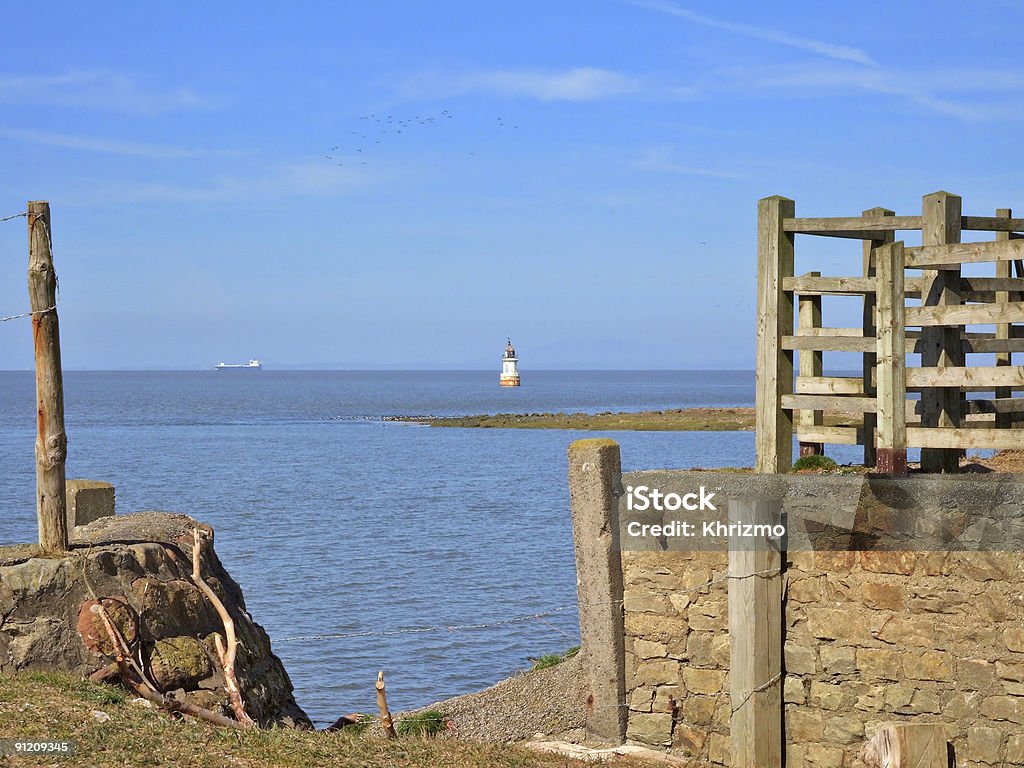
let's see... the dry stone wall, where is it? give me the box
[613,470,1024,767]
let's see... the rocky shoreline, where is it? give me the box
[0,511,310,729]
[389,408,859,431]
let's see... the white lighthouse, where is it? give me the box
[500,338,521,387]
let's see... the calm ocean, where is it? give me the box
[0,370,858,725]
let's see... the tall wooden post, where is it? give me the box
[995,208,1013,430]
[875,242,907,476]
[728,499,783,768]
[756,196,795,473]
[862,208,895,468]
[797,272,823,457]
[28,201,69,552]
[920,191,963,473]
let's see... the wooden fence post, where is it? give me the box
[756,196,795,473]
[568,438,627,744]
[920,191,963,473]
[728,498,783,768]
[875,242,907,475]
[995,208,1013,430]
[27,201,68,552]
[797,272,823,457]
[863,723,948,768]
[862,208,895,468]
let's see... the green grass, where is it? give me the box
[0,671,654,767]
[792,454,839,472]
[529,646,579,672]
[396,710,447,737]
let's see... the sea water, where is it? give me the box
[0,370,861,724]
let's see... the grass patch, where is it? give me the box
[792,454,838,472]
[530,646,579,672]
[396,709,447,737]
[25,672,127,706]
[1,670,653,767]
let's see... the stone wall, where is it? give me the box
[604,470,1024,766]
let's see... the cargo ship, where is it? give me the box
[215,359,262,371]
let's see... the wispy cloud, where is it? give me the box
[400,67,640,102]
[0,70,207,115]
[720,63,1024,121]
[626,0,877,66]
[634,144,744,178]
[0,127,245,158]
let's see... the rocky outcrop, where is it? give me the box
[0,511,310,729]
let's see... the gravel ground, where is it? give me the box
[368,653,588,744]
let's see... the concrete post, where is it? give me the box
[65,479,115,529]
[568,438,627,744]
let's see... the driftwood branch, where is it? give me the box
[88,577,244,730]
[191,528,255,728]
[376,671,397,739]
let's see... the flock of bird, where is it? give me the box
[323,109,518,165]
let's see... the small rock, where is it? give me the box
[92,710,111,723]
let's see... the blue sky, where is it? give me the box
[0,1,1021,369]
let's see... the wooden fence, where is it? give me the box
[756,191,1024,475]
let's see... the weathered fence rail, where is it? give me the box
[757,191,1024,474]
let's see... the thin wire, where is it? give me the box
[0,211,26,222]
[1,216,59,322]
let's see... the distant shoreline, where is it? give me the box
[389,408,758,431]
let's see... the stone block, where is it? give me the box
[823,714,864,743]
[902,650,954,682]
[997,659,1024,683]
[857,648,900,681]
[634,639,668,659]
[785,643,817,675]
[944,551,1012,582]
[651,686,680,714]
[861,550,916,575]
[784,677,806,704]
[625,612,689,644]
[809,681,843,710]
[814,550,856,572]
[626,712,673,746]
[634,659,680,686]
[787,576,821,603]
[908,688,941,714]
[628,687,653,713]
[967,725,1004,765]
[687,598,727,631]
[671,723,706,754]
[854,685,885,712]
[708,732,730,765]
[787,709,824,741]
[65,479,115,528]
[667,593,691,615]
[622,590,671,614]
[981,695,1024,725]
[884,684,915,713]
[862,581,905,610]
[1008,733,1024,764]
[682,667,726,695]
[682,695,718,725]
[960,659,997,691]
[821,645,856,675]
[1005,627,1024,653]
